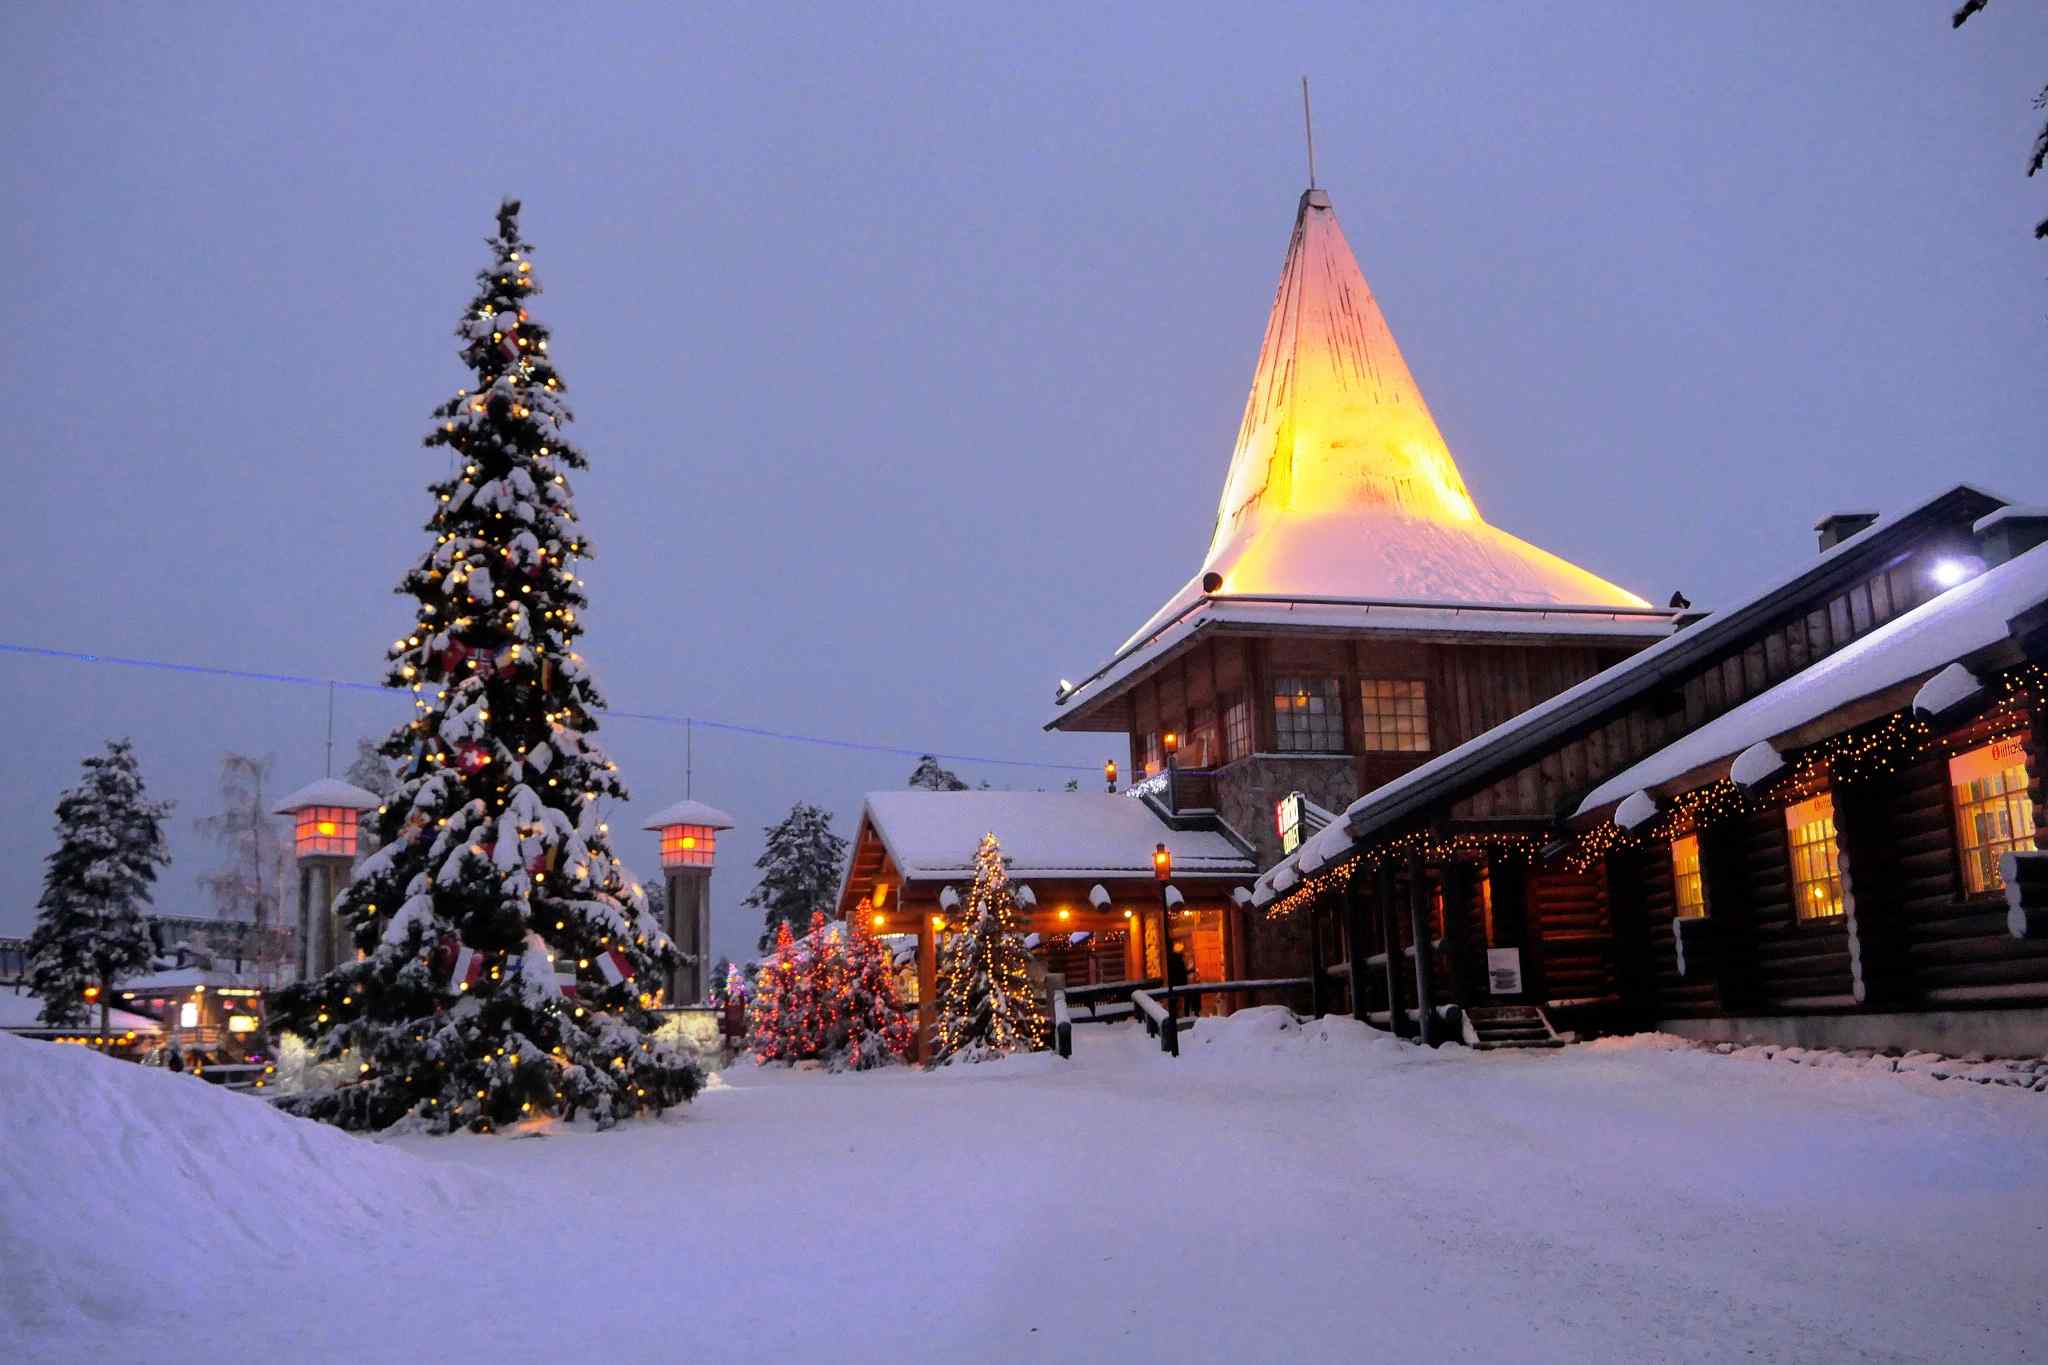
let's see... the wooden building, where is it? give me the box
[1046,182,1677,989]
[835,791,1257,1060]
[1251,486,2048,1056]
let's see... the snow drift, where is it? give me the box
[0,1034,490,1348]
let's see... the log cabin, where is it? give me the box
[835,791,1258,1060]
[1046,181,1678,995]
[1251,487,2048,1056]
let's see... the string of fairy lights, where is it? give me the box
[1262,661,2047,902]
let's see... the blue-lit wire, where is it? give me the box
[0,641,1092,773]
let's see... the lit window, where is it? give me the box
[293,806,359,857]
[1221,696,1250,761]
[1785,793,1844,921]
[1949,738,2036,896]
[178,1002,199,1028]
[1142,732,1163,777]
[1479,870,1495,947]
[1272,677,1344,753]
[1361,679,1430,753]
[1671,834,1705,919]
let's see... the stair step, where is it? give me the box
[1473,1038,1568,1051]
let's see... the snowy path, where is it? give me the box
[4,1017,2044,1363]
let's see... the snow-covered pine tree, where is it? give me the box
[269,199,699,1132]
[907,754,968,791]
[26,740,171,1035]
[744,802,848,951]
[838,915,913,1070]
[931,832,1047,1065]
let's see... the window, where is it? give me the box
[1272,676,1344,752]
[1785,793,1844,921]
[1221,695,1250,761]
[1184,719,1217,768]
[1950,738,2036,895]
[1479,870,1496,947]
[1142,731,1163,777]
[1670,834,1705,919]
[1361,679,1430,752]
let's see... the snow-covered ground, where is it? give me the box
[4,1014,2044,1364]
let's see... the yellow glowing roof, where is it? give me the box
[1128,187,1647,645]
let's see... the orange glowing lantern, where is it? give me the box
[273,778,383,859]
[643,799,737,872]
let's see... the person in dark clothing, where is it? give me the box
[166,1047,185,1073]
[1167,946,1193,1019]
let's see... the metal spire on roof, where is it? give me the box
[1301,76,1317,190]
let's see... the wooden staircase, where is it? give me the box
[1460,1005,1568,1050]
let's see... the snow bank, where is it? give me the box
[1181,1005,1439,1071]
[0,1034,492,1347]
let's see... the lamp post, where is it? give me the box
[643,799,735,1006]
[1103,758,1117,793]
[1153,841,1178,1057]
[1162,731,1179,811]
[275,778,383,982]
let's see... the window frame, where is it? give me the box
[1670,833,1706,920]
[1783,792,1845,923]
[1360,678,1432,754]
[1270,675,1346,754]
[1220,694,1251,762]
[1948,738,2036,899]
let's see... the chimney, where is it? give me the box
[1815,511,1879,553]
[1975,505,2048,567]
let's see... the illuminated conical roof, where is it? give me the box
[1125,187,1646,648]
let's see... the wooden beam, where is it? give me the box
[916,916,937,1065]
[1378,860,1409,1038]
[1408,855,1437,1045]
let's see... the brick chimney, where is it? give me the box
[1814,511,1879,553]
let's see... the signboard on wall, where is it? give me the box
[1277,792,1306,855]
[1486,948,1524,996]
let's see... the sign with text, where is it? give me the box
[1277,792,1306,855]
[1486,948,1524,996]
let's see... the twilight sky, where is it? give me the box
[3,3,2043,966]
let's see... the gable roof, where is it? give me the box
[1576,538,2048,816]
[854,791,1254,883]
[1053,185,1664,728]
[1249,482,2010,904]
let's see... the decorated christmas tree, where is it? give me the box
[270,200,700,1132]
[26,740,171,1035]
[838,915,914,1070]
[931,832,1047,1064]
[747,919,802,1062]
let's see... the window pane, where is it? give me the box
[1949,738,2037,895]
[1671,834,1705,919]
[1784,793,1844,921]
[1272,677,1344,752]
[1361,678,1430,753]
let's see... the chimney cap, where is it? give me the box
[1814,511,1881,552]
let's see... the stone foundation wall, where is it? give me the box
[1659,1007,2048,1059]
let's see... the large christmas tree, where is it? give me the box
[27,740,171,1034]
[931,832,1047,1064]
[271,200,699,1132]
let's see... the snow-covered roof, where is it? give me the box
[272,778,382,814]
[0,992,161,1033]
[1574,539,2048,815]
[641,799,736,832]
[856,791,1254,881]
[1249,481,2012,905]
[118,968,261,994]
[1053,184,1664,726]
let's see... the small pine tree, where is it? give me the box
[907,755,968,791]
[931,832,1047,1064]
[267,199,698,1132]
[747,920,802,1061]
[26,740,172,1034]
[838,916,914,1070]
[745,802,849,952]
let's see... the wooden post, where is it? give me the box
[1344,862,1372,1023]
[1408,855,1437,1045]
[1378,859,1408,1038]
[1439,860,1472,1010]
[1306,902,1327,1018]
[916,914,937,1064]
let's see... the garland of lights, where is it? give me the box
[1263,830,1543,920]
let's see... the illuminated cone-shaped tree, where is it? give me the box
[747,920,801,1062]
[931,832,1047,1065]
[270,200,699,1132]
[838,915,914,1070]
[27,740,171,1034]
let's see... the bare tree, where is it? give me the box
[196,753,294,984]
